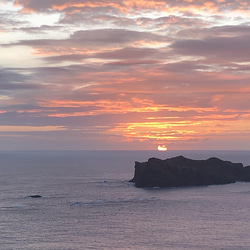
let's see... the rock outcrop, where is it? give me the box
[130,156,250,188]
[28,195,42,198]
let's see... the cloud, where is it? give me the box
[0,0,250,149]
[0,125,66,132]
[16,25,63,34]
[3,28,168,54]
[44,47,163,64]
[0,68,42,107]
[70,28,166,47]
[177,25,250,39]
[171,34,250,62]
[13,0,250,14]
[0,0,13,5]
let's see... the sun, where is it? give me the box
[157,145,168,151]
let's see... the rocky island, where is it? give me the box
[130,156,250,188]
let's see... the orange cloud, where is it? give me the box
[52,2,123,12]
[107,114,250,144]
[109,121,200,142]
[14,0,235,15]
[39,97,167,117]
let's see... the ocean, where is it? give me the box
[1,150,250,250]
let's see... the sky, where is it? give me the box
[0,0,250,150]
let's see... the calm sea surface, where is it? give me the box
[1,150,250,250]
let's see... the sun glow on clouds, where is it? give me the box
[111,121,199,141]
[1,0,250,150]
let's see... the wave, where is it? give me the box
[69,197,157,207]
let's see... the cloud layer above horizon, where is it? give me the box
[1,0,250,150]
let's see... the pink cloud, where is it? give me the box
[0,0,250,149]
[14,0,250,13]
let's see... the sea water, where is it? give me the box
[1,150,250,250]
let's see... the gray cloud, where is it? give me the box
[3,28,167,49]
[0,68,43,91]
[177,25,250,39]
[171,35,250,62]
[16,25,64,34]
[44,47,162,63]
[70,29,166,47]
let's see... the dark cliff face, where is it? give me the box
[130,156,250,188]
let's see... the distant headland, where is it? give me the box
[130,156,250,188]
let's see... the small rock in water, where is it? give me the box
[70,202,83,207]
[29,195,42,198]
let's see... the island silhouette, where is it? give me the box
[130,156,250,188]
